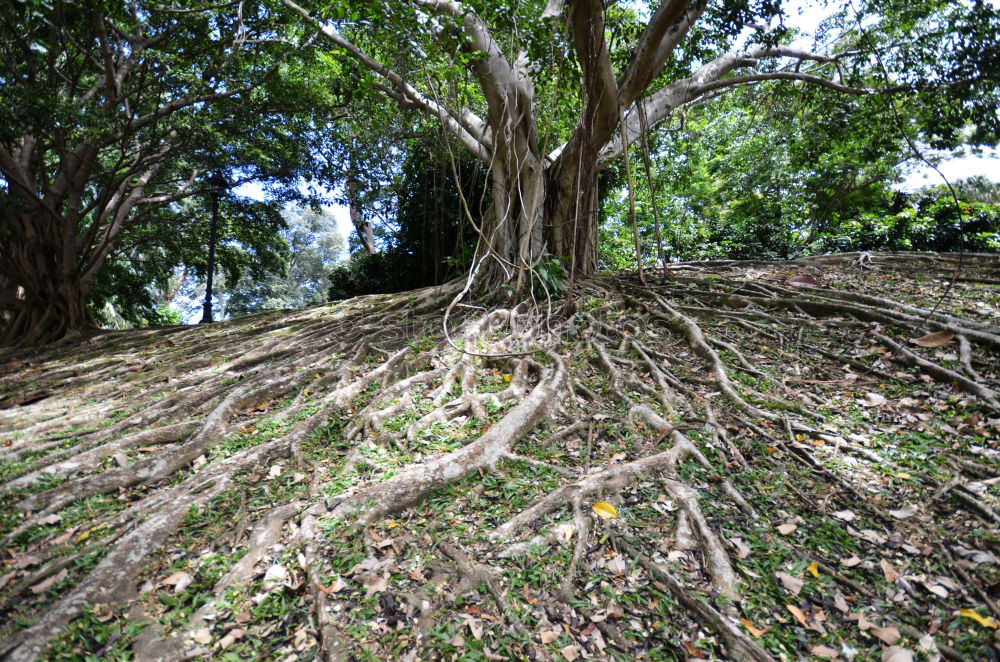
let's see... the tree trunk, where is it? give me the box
[545,140,600,276]
[346,178,375,256]
[472,129,601,287]
[0,256,95,347]
[1,142,104,347]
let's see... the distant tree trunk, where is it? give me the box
[346,178,376,256]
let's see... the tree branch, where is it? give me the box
[568,0,621,151]
[617,0,701,107]
[279,0,493,163]
[601,46,881,164]
[694,71,869,97]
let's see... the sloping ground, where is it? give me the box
[0,252,998,662]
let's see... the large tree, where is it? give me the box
[280,0,999,285]
[0,0,326,346]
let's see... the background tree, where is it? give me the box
[328,128,488,299]
[226,205,345,317]
[0,0,330,346]
[280,0,999,289]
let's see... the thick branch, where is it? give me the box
[617,0,701,107]
[601,47,874,163]
[280,0,492,163]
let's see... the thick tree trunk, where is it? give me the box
[473,144,548,285]
[475,134,600,285]
[0,272,95,347]
[545,141,600,276]
[1,142,105,347]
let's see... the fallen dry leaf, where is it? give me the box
[861,529,887,545]
[730,537,752,559]
[810,644,839,659]
[854,612,875,631]
[834,594,850,613]
[832,510,856,522]
[958,608,998,628]
[217,627,245,650]
[909,331,955,348]
[317,577,346,594]
[363,572,390,596]
[191,627,212,645]
[605,554,627,576]
[881,645,914,662]
[262,564,288,589]
[740,618,770,637]
[561,644,579,661]
[785,274,822,287]
[605,602,625,619]
[539,630,559,644]
[888,505,917,520]
[682,640,706,658]
[775,571,805,596]
[880,559,901,582]
[777,522,797,535]
[51,530,75,545]
[807,561,820,578]
[861,392,887,407]
[162,570,193,594]
[592,501,617,519]
[786,604,808,627]
[871,625,901,645]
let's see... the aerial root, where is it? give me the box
[297,503,351,662]
[3,264,996,660]
[705,403,749,469]
[559,497,591,592]
[661,478,739,601]
[129,503,301,661]
[875,332,1000,410]
[633,292,780,421]
[491,438,698,542]
[8,420,200,489]
[1,427,299,661]
[492,421,743,600]
[956,334,984,381]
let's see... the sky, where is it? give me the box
[783,0,998,191]
[902,149,999,190]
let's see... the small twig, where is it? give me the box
[502,452,575,476]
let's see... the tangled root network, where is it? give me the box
[1,252,998,661]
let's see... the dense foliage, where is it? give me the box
[0,0,337,343]
[328,131,487,300]
[599,79,999,266]
[1,0,998,345]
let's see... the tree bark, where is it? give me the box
[346,178,376,256]
[0,248,95,347]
